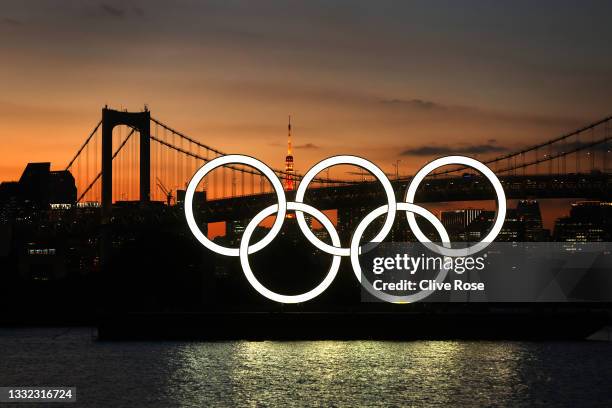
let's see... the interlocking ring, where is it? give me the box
[404,155,506,257]
[239,202,341,304]
[295,155,396,257]
[350,203,451,303]
[185,154,507,304]
[184,154,287,257]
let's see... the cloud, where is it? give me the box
[380,98,443,110]
[268,141,321,149]
[380,96,586,129]
[553,140,611,154]
[401,143,508,156]
[99,4,143,18]
[0,101,85,121]
[100,4,125,17]
[399,126,610,158]
[295,143,319,149]
[1,18,23,26]
[207,79,373,107]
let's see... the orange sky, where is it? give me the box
[2,1,612,184]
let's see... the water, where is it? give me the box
[1,328,611,407]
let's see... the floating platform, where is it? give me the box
[96,309,611,341]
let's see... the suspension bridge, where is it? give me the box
[65,107,612,222]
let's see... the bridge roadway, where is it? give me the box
[199,173,612,222]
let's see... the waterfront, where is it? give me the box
[1,328,611,407]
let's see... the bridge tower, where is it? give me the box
[101,107,151,218]
[100,107,150,270]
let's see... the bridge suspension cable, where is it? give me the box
[150,117,356,186]
[65,110,612,204]
[428,115,612,177]
[65,120,102,170]
[76,128,135,203]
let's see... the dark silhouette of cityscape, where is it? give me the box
[1,160,611,320]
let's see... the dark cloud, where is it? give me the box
[268,141,320,149]
[553,140,611,154]
[295,143,319,149]
[380,98,443,110]
[381,96,585,130]
[100,4,125,17]
[401,143,508,156]
[1,17,22,26]
[99,3,143,18]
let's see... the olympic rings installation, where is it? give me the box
[184,154,507,304]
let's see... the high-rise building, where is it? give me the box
[554,201,612,242]
[465,209,522,242]
[440,209,484,241]
[0,162,76,222]
[19,162,76,207]
[441,209,483,229]
[337,207,374,243]
[226,220,246,246]
[516,200,546,241]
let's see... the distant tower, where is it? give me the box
[285,115,295,190]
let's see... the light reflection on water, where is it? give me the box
[1,328,611,407]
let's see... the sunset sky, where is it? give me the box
[1,0,612,182]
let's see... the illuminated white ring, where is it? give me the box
[240,202,341,304]
[405,156,506,257]
[184,154,287,257]
[295,155,396,257]
[350,203,452,303]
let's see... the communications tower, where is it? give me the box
[285,115,295,190]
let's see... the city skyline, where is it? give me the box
[2,1,612,181]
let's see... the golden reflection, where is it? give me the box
[163,340,529,406]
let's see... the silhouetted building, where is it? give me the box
[226,220,247,246]
[554,201,612,242]
[19,162,76,207]
[0,163,76,224]
[0,162,76,216]
[441,209,483,229]
[338,206,380,243]
[21,243,66,281]
[465,209,522,242]
[517,200,547,241]
[0,182,20,223]
[441,209,484,241]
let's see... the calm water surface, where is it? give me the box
[1,328,611,407]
